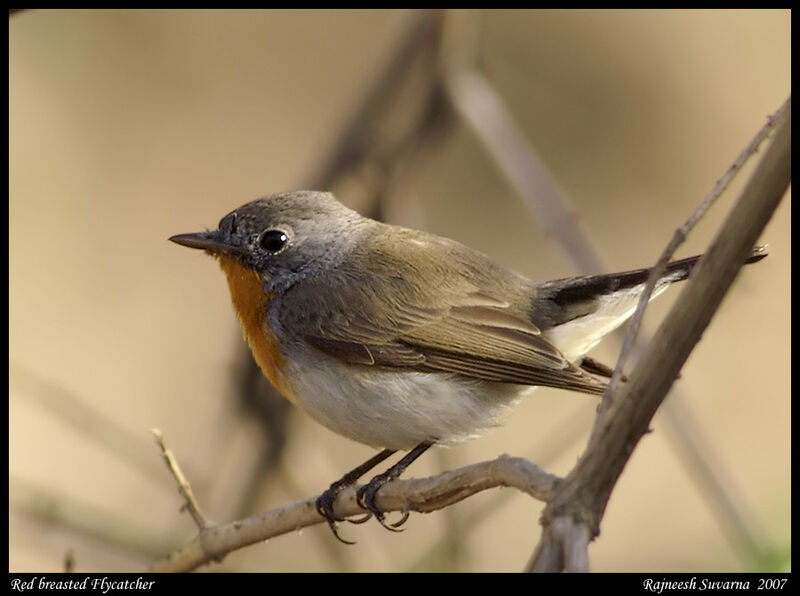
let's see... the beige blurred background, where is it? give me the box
[9,9,789,572]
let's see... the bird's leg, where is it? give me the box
[316,448,395,544]
[356,441,433,533]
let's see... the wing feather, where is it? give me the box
[278,232,605,395]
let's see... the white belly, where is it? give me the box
[285,352,529,450]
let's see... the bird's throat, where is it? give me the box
[214,254,294,401]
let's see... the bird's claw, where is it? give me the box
[315,487,358,545]
[356,477,409,533]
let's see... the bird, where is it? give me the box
[170,190,767,542]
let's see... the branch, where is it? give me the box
[528,97,790,572]
[150,454,560,572]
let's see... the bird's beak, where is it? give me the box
[169,230,248,257]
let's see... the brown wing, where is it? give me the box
[278,233,606,396]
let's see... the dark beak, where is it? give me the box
[169,230,248,257]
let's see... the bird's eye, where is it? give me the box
[259,229,289,253]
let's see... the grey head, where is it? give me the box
[170,191,371,291]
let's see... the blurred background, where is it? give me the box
[9,9,789,572]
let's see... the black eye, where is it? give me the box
[259,229,289,253]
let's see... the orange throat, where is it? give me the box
[215,254,293,401]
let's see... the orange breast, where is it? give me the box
[215,254,295,402]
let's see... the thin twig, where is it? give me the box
[152,429,211,531]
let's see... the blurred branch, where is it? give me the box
[150,454,560,572]
[11,476,180,562]
[444,69,605,274]
[527,97,790,572]
[229,345,291,517]
[307,9,446,195]
[10,364,197,486]
[64,550,75,573]
[659,399,768,563]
